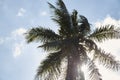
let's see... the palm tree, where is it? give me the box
[25,0,120,80]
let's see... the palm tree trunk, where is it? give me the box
[65,45,85,80]
[65,55,78,80]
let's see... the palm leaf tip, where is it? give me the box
[25,28,37,43]
[57,0,67,9]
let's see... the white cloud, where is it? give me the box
[40,11,48,16]
[17,8,26,17]
[95,15,120,28]
[93,15,120,80]
[96,39,120,59]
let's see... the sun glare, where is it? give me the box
[81,65,88,80]
[81,65,87,72]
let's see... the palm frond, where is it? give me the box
[87,58,102,80]
[71,10,78,27]
[71,10,79,35]
[83,38,97,51]
[89,25,120,42]
[94,48,120,71]
[38,40,61,52]
[78,44,88,62]
[25,27,60,43]
[76,15,91,36]
[35,50,65,80]
[48,0,73,37]
[71,11,91,36]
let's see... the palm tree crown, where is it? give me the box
[25,0,120,80]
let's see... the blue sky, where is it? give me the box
[0,0,120,80]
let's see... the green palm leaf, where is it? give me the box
[38,40,62,52]
[35,50,65,80]
[78,15,91,35]
[48,0,73,37]
[94,48,120,71]
[87,58,102,80]
[83,38,97,51]
[89,25,120,42]
[25,27,60,43]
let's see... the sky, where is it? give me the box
[0,0,120,80]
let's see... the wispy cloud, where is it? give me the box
[40,11,48,16]
[11,28,26,58]
[13,43,23,58]
[12,28,26,37]
[17,8,26,17]
[0,28,26,58]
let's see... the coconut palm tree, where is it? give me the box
[25,0,120,80]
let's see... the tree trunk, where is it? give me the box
[65,45,85,80]
[65,55,78,80]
